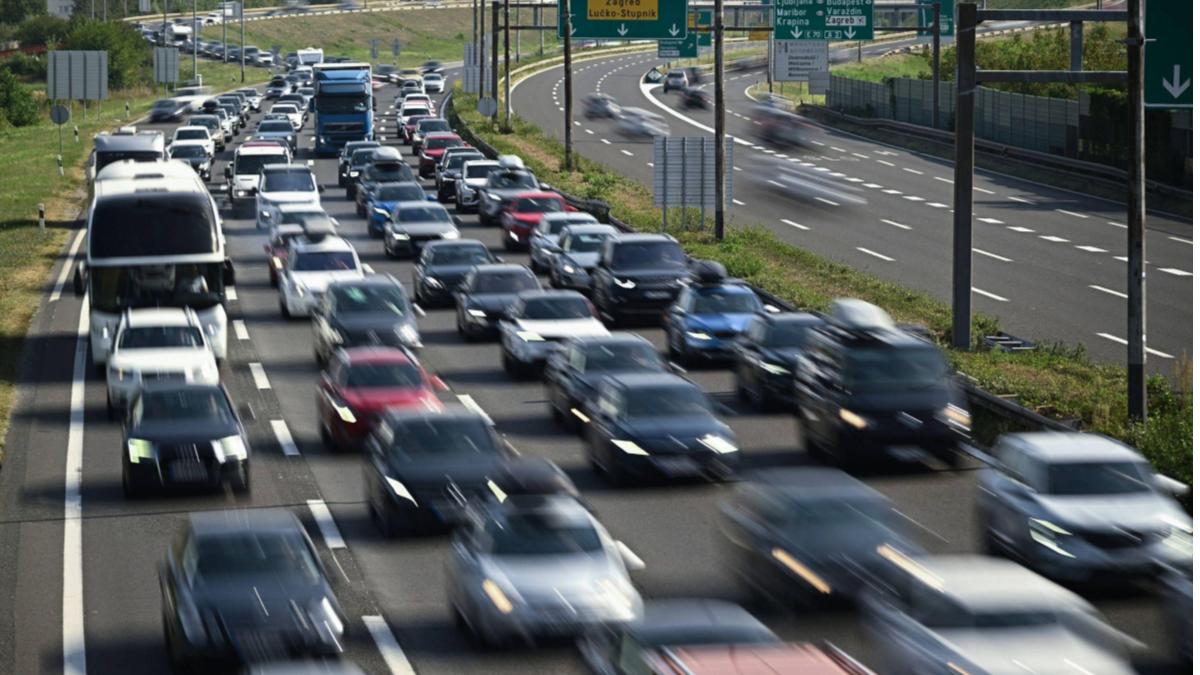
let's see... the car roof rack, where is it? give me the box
[302,218,336,242]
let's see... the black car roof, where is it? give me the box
[187,507,304,538]
[470,263,532,275]
[382,404,489,426]
[327,274,402,291]
[630,600,776,643]
[426,238,487,251]
[603,372,690,390]
[515,289,585,302]
[740,468,886,504]
[763,311,823,326]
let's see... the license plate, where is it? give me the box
[644,291,671,299]
[169,460,208,482]
[886,445,926,462]
[656,457,698,476]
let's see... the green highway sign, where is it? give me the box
[774,0,874,41]
[559,0,689,40]
[691,8,712,47]
[917,0,953,38]
[1145,0,1191,108]
[658,32,698,58]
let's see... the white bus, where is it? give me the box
[74,160,232,365]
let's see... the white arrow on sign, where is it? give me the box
[1163,64,1191,99]
[668,23,679,36]
[845,27,855,39]
[791,26,803,38]
[617,23,628,36]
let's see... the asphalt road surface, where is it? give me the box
[0,70,1181,675]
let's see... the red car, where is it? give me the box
[500,191,572,251]
[263,223,305,287]
[316,347,445,450]
[400,114,433,144]
[417,132,465,178]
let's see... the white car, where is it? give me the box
[270,102,304,131]
[256,164,323,228]
[105,308,220,418]
[277,230,365,317]
[398,93,435,112]
[170,125,215,157]
[498,290,609,376]
[455,159,500,211]
[422,73,445,94]
[397,103,433,129]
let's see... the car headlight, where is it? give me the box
[481,579,516,614]
[442,230,460,240]
[838,408,870,430]
[423,276,443,288]
[516,330,544,342]
[127,438,155,464]
[309,596,344,640]
[372,207,391,218]
[235,189,248,197]
[385,476,417,504]
[614,278,637,289]
[211,435,248,462]
[562,263,577,274]
[1162,523,1193,555]
[758,359,790,375]
[260,210,272,219]
[686,331,712,341]
[1029,518,1075,558]
[941,403,972,430]
[396,324,419,345]
[485,192,501,201]
[699,434,738,454]
[613,440,649,456]
[349,170,359,177]
[467,308,487,318]
[391,230,411,240]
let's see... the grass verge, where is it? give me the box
[450,89,1192,484]
[0,63,270,462]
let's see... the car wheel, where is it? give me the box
[319,421,338,452]
[231,462,251,494]
[796,412,823,461]
[747,378,769,412]
[279,297,291,318]
[979,509,1003,556]
[106,392,117,420]
[122,465,142,499]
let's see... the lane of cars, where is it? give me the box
[71,60,1192,675]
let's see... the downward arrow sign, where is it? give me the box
[617,23,628,36]
[668,23,679,36]
[1163,64,1191,99]
[791,26,802,39]
[845,27,855,39]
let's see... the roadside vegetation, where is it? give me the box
[449,89,1193,484]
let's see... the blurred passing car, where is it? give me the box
[264,223,305,287]
[123,383,250,496]
[341,145,383,195]
[721,468,924,605]
[733,311,824,411]
[382,201,461,259]
[663,262,763,365]
[498,290,609,378]
[547,223,618,292]
[678,86,711,110]
[478,156,542,226]
[434,148,485,202]
[411,239,499,307]
[662,69,688,92]
[584,373,739,484]
[583,92,621,119]
[641,642,873,675]
[977,432,1192,582]
[454,263,541,341]
[316,347,443,450]
[311,276,422,365]
[752,101,815,148]
[353,147,417,216]
[454,158,500,212]
[423,72,445,93]
[861,555,1137,675]
[160,510,345,669]
[615,108,670,138]
[446,494,644,647]
[277,228,364,318]
[411,117,453,154]
[545,333,668,431]
[417,132,465,178]
[529,211,599,272]
[150,98,191,122]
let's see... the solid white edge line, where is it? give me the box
[902,167,923,175]
[50,230,86,303]
[857,247,894,262]
[972,248,1012,262]
[249,362,271,389]
[1007,196,1033,204]
[876,159,895,166]
[457,394,494,425]
[63,294,88,675]
[364,615,417,675]
[1089,284,1127,298]
[271,419,300,456]
[233,320,250,340]
[971,287,1009,302]
[306,499,346,549]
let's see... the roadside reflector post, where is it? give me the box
[38,203,46,231]
[73,125,79,143]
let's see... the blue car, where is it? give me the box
[664,262,764,365]
[365,181,428,236]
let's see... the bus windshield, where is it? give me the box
[89,263,224,314]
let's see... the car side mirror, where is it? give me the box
[615,541,645,572]
[763,304,781,314]
[223,259,236,286]
[538,182,551,190]
[248,187,258,195]
[224,165,232,178]
[330,218,340,228]
[1153,474,1189,497]
[317,185,325,193]
[493,255,505,263]
[426,194,438,202]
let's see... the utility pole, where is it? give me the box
[240,0,245,82]
[537,4,543,55]
[192,0,198,83]
[563,7,573,170]
[713,0,726,239]
[478,0,486,97]
[222,3,228,64]
[504,0,511,129]
[471,0,478,90]
[491,0,500,120]
[515,1,521,61]
[1126,0,1146,420]
[950,2,975,349]
[931,2,940,128]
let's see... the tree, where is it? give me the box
[0,68,40,126]
[0,0,44,26]
[15,14,71,46]
[64,20,151,89]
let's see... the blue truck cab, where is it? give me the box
[313,62,373,155]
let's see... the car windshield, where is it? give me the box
[466,163,498,178]
[153,100,177,109]
[401,106,428,117]
[583,343,662,372]
[346,362,423,388]
[264,171,314,192]
[1045,461,1153,495]
[473,272,538,294]
[486,516,602,556]
[176,129,207,140]
[315,96,369,114]
[170,145,207,158]
[396,206,450,223]
[376,185,424,201]
[389,418,498,461]
[691,289,761,314]
[140,388,232,423]
[332,284,408,316]
[293,251,356,271]
[367,161,414,182]
[488,171,537,190]
[424,137,461,151]
[259,121,293,132]
[417,119,450,133]
[193,532,319,583]
[350,149,378,166]
[119,325,204,349]
[843,346,947,391]
[430,246,491,266]
[566,232,610,253]
[522,297,591,320]
[515,197,562,213]
[780,501,893,536]
[624,385,710,418]
[445,154,482,170]
[612,241,687,270]
[95,150,162,171]
[923,608,1060,630]
[764,321,818,348]
[88,263,224,313]
[235,154,283,175]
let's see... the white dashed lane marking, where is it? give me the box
[1039,235,1070,243]
[781,218,809,231]
[1055,209,1088,219]
[307,499,347,549]
[857,247,894,262]
[902,167,924,175]
[271,419,300,456]
[1095,333,1174,359]
[233,320,250,340]
[1007,196,1033,204]
[1075,245,1107,253]
[620,149,633,156]
[1089,285,1127,298]
[876,159,895,167]
[971,287,1009,302]
[934,176,954,184]
[881,219,911,230]
[977,217,1004,225]
[364,616,418,675]
[1158,268,1192,277]
[814,197,840,207]
[973,248,1012,262]
[249,362,271,389]
[732,199,746,206]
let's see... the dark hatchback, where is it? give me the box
[590,234,691,325]
[122,383,250,496]
[412,239,500,307]
[337,140,380,187]
[160,509,345,669]
[732,311,825,410]
[454,263,540,341]
[544,333,669,432]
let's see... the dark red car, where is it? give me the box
[316,347,445,450]
[500,191,571,251]
[400,114,433,144]
[417,132,465,178]
[263,223,305,287]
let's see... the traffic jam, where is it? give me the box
[73,54,1192,675]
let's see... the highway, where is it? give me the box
[0,69,1181,675]
[510,40,1192,373]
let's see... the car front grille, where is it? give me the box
[1078,529,1148,550]
[144,371,187,383]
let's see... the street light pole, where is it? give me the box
[491,0,500,120]
[503,0,511,129]
[713,0,726,240]
[240,1,245,82]
[192,0,198,83]
[1126,0,1146,420]
[563,7,573,170]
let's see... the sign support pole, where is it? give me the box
[222,5,227,63]
[563,8,573,170]
[713,0,726,240]
[931,2,940,128]
[1126,0,1146,420]
[491,0,500,121]
[478,0,486,97]
[240,2,246,82]
[504,0,512,130]
[192,0,198,83]
[950,2,975,350]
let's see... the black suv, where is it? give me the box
[792,299,970,469]
[590,233,690,325]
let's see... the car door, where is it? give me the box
[992,446,1042,550]
[805,344,844,447]
[734,318,766,388]
[664,287,691,338]
[587,384,623,460]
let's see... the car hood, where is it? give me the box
[464,293,521,313]
[291,270,363,293]
[463,177,490,188]
[393,221,456,235]
[109,348,215,372]
[610,268,689,283]
[261,191,317,204]
[197,576,331,632]
[132,419,240,444]
[342,387,439,413]
[683,313,757,335]
[562,252,602,270]
[937,627,1134,675]
[515,318,609,339]
[392,456,511,488]
[1036,493,1189,533]
[622,415,730,441]
[482,187,531,200]
[333,314,414,334]
[761,347,804,369]
[845,385,954,414]
[483,552,625,597]
[426,264,475,280]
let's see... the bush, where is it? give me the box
[64,20,150,90]
[0,68,40,126]
[0,0,43,25]
[14,13,69,46]
[1,52,46,81]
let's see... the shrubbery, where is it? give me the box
[63,20,150,89]
[0,68,39,127]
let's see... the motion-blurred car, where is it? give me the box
[547,223,619,292]
[411,239,500,307]
[352,178,423,233]
[317,347,442,449]
[528,212,600,271]
[861,555,1137,675]
[583,92,620,119]
[186,113,226,150]
[663,262,764,365]
[167,141,213,180]
[337,140,380,187]
[382,201,461,258]
[277,229,364,318]
[615,107,670,138]
[423,71,445,93]
[721,468,924,605]
[584,373,739,484]
[662,69,688,92]
[417,132,465,178]
[256,164,322,229]
[160,510,345,668]
[454,158,501,212]
[447,494,644,646]
[105,308,219,417]
[265,76,291,98]
[590,233,690,324]
[545,333,668,431]
[235,87,262,111]
[123,383,249,496]
[398,78,424,99]
[170,125,216,157]
[263,223,305,287]
[1159,563,1192,666]
[454,264,540,341]
[421,59,442,74]
[342,146,384,198]
[478,156,542,226]
[270,102,304,130]
[678,86,711,110]
[793,299,970,469]
[733,311,824,410]
[312,276,422,365]
[977,432,1192,582]
[363,407,515,535]
[498,290,608,378]
[499,191,569,251]
[434,148,485,202]
[150,98,191,122]
[752,101,815,147]
[639,642,872,675]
